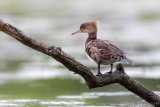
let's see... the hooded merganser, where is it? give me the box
[72,21,133,76]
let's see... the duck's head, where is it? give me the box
[72,21,99,35]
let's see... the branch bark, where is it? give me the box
[0,19,160,107]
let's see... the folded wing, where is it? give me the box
[90,39,133,65]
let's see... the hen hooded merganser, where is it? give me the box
[72,21,133,76]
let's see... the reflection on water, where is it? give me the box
[0,0,160,107]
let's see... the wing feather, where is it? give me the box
[91,39,125,62]
[86,39,133,64]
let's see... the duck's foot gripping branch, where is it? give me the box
[0,19,160,107]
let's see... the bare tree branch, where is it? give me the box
[0,19,160,107]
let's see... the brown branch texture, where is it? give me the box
[0,19,160,107]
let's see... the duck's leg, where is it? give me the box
[96,63,102,76]
[108,64,113,73]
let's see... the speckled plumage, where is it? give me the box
[72,21,133,76]
[85,39,132,65]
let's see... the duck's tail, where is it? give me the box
[122,57,134,66]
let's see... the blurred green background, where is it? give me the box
[0,0,160,107]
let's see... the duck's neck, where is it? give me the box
[85,32,97,47]
[87,32,97,40]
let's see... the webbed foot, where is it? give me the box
[107,70,112,74]
[96,72,102,76]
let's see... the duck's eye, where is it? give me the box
[88,26,92,30]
